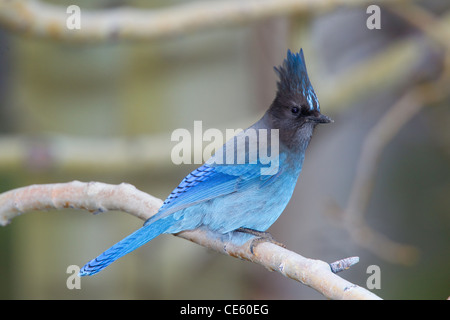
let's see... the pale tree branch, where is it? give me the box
[0,0,410,43]
[0,181,382,300]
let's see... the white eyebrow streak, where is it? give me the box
[307,94,313,111]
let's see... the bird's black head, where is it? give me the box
[267,49,331,149]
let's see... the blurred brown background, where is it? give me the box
[0,0,449,299]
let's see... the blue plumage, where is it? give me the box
[79,49,331,277]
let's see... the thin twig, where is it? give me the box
[330,257,360,274]
[0,181,381,300]
[336,4,450,266]
[339,90,426,265]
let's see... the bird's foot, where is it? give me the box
[236,227,286,254]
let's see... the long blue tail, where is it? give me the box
[79,216,175,276]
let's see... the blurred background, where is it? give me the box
[0,0,449,299]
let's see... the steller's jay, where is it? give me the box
[79,49,332,276]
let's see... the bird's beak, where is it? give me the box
[308,113,333,124]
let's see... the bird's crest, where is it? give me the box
[274,49,320,112]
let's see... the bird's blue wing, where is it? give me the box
[145,161,269,226]
[146,127,286,225]
[158,164,241,212]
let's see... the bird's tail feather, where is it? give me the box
[79,216,175,276]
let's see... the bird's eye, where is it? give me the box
[291,106,300,114]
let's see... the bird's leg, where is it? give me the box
[235,227,286,254]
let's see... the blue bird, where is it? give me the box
[79,49,332,276]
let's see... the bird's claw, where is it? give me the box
[236,227,286,254]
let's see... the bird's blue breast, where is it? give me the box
[200,165,301,234]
